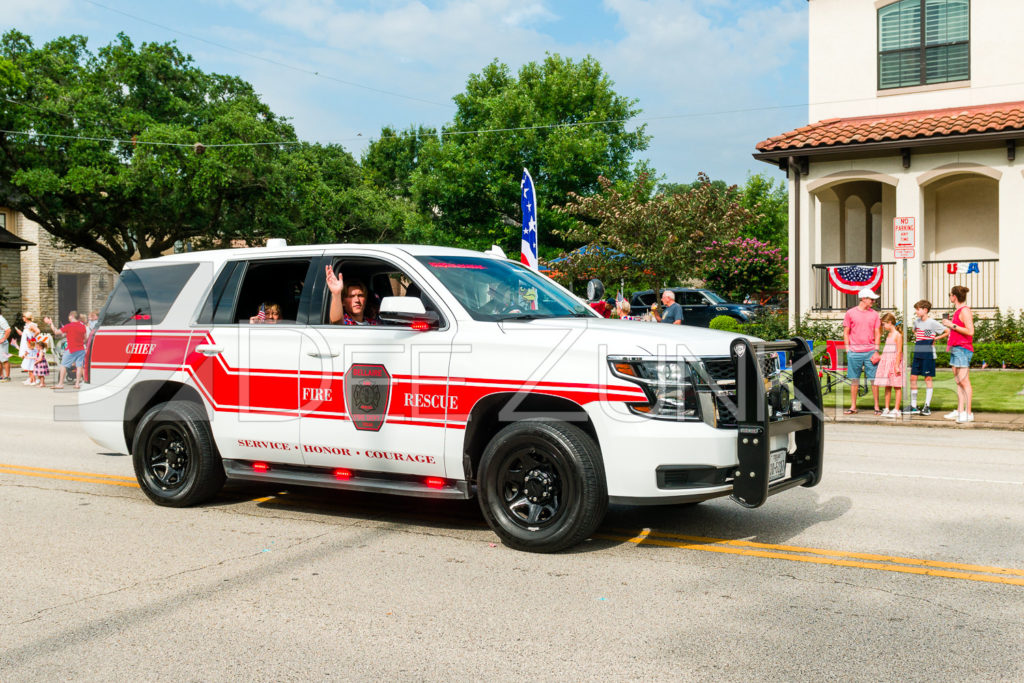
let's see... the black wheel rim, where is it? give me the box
[145,424,192,491]
[495,441,572,529]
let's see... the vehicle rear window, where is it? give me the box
[100,263,199,326]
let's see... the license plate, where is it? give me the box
[769,449,788,482]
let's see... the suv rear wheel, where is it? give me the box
[477,419,607,553]
[132,401,225,507]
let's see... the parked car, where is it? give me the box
[629,288,760,326]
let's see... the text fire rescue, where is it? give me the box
[301,387,456,410]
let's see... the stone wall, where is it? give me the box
[0,248,22,314]
[12,212,117,321]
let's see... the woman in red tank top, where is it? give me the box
[941,285,974,422]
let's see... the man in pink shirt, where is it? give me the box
[842,288,881,414]
[44,311,88,389]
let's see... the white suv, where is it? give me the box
[79,243,824,552]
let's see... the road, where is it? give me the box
[1,381,1022,681]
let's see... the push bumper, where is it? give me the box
[728,337,824,508]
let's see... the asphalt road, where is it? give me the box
[1,381,1022,681]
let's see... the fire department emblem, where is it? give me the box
[344,364,391,431]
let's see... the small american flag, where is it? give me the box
[257,305,266,321]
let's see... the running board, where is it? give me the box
[222,460,472,500]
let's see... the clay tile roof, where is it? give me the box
[756,100,1024,153]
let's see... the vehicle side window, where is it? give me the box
[229,258,315,324]
[100,263,199,326]
[197,262,239,325]
[682,292,704,306]
[318,257,443,327]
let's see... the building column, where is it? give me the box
[894,175,923,318]
[998,170,1024,311]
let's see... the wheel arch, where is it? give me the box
[123,380,208,454]
[461,392,599,482]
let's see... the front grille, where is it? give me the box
[699,353,780,429]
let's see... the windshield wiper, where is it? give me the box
[496,313,546,321]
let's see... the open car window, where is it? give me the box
[317,256,445,327]
[227,258,315,324]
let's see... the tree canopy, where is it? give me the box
[0,31,413,271]
[363,54,651,255]
[553,173,757,293]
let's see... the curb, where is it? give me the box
[825,415,1024,431]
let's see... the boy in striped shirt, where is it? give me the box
[908,300,949,415]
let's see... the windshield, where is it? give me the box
[416,256,593,321]
[702,291,728,304]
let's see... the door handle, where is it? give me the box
[195,344,223,356]
[306,350,340,359]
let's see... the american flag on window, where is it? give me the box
[827,265,883,295]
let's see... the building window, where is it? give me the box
[879,0,969,90]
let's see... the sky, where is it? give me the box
[2,0,809,185]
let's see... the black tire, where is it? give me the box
[477,419,607,553]
[132,401,225,507]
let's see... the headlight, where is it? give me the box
[738,309,753,319]
[609,357,700,421]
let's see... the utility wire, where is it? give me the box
[81,0,454,109]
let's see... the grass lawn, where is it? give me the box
[819,368,1024,413]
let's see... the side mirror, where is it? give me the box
[378,296,439,330]
[586,278,605,302]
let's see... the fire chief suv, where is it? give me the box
[79,242,824,553]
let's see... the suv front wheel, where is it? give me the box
[132,401,225,507]
[477,419,607,553]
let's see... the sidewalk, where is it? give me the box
[827,406,1024,431]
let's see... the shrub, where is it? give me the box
[974,309,1024,344]
[930,342,1024,368]
[709,315,743,332]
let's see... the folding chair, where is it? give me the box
[819,340,868,397]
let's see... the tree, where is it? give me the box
[364,54,650,255]
[553,172,756,293]
[738,173,788,251]
[698,237,786,301]
[0,32,362,271]
[361,125,436,199]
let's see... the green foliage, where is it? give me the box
[698,237,786,302]
[361,125,436,199]
[0,31,423,269]
[973,309,1024,344]
[737,173,788,251]
[553,172,755,292]
[365,54,651,255]
[709,315,743,332]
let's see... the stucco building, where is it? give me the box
[0,207,117,322]
[755,0,1024,321]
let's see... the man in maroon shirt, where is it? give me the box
[44,311,88,389]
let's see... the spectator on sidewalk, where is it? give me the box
[18,312,40,375]
[0,306,11,382]
[843,288,881,415]
[874,313,904,417]
[908,300,948,416]
[942,285,974,423]
[44,311,88,389]
[655,290,683,325]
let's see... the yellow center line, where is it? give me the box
[3,463,1021,585]
[0,462,138,481]
[596,530,1024,586]
[604,527,1024,578]
[0,467,140,488]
